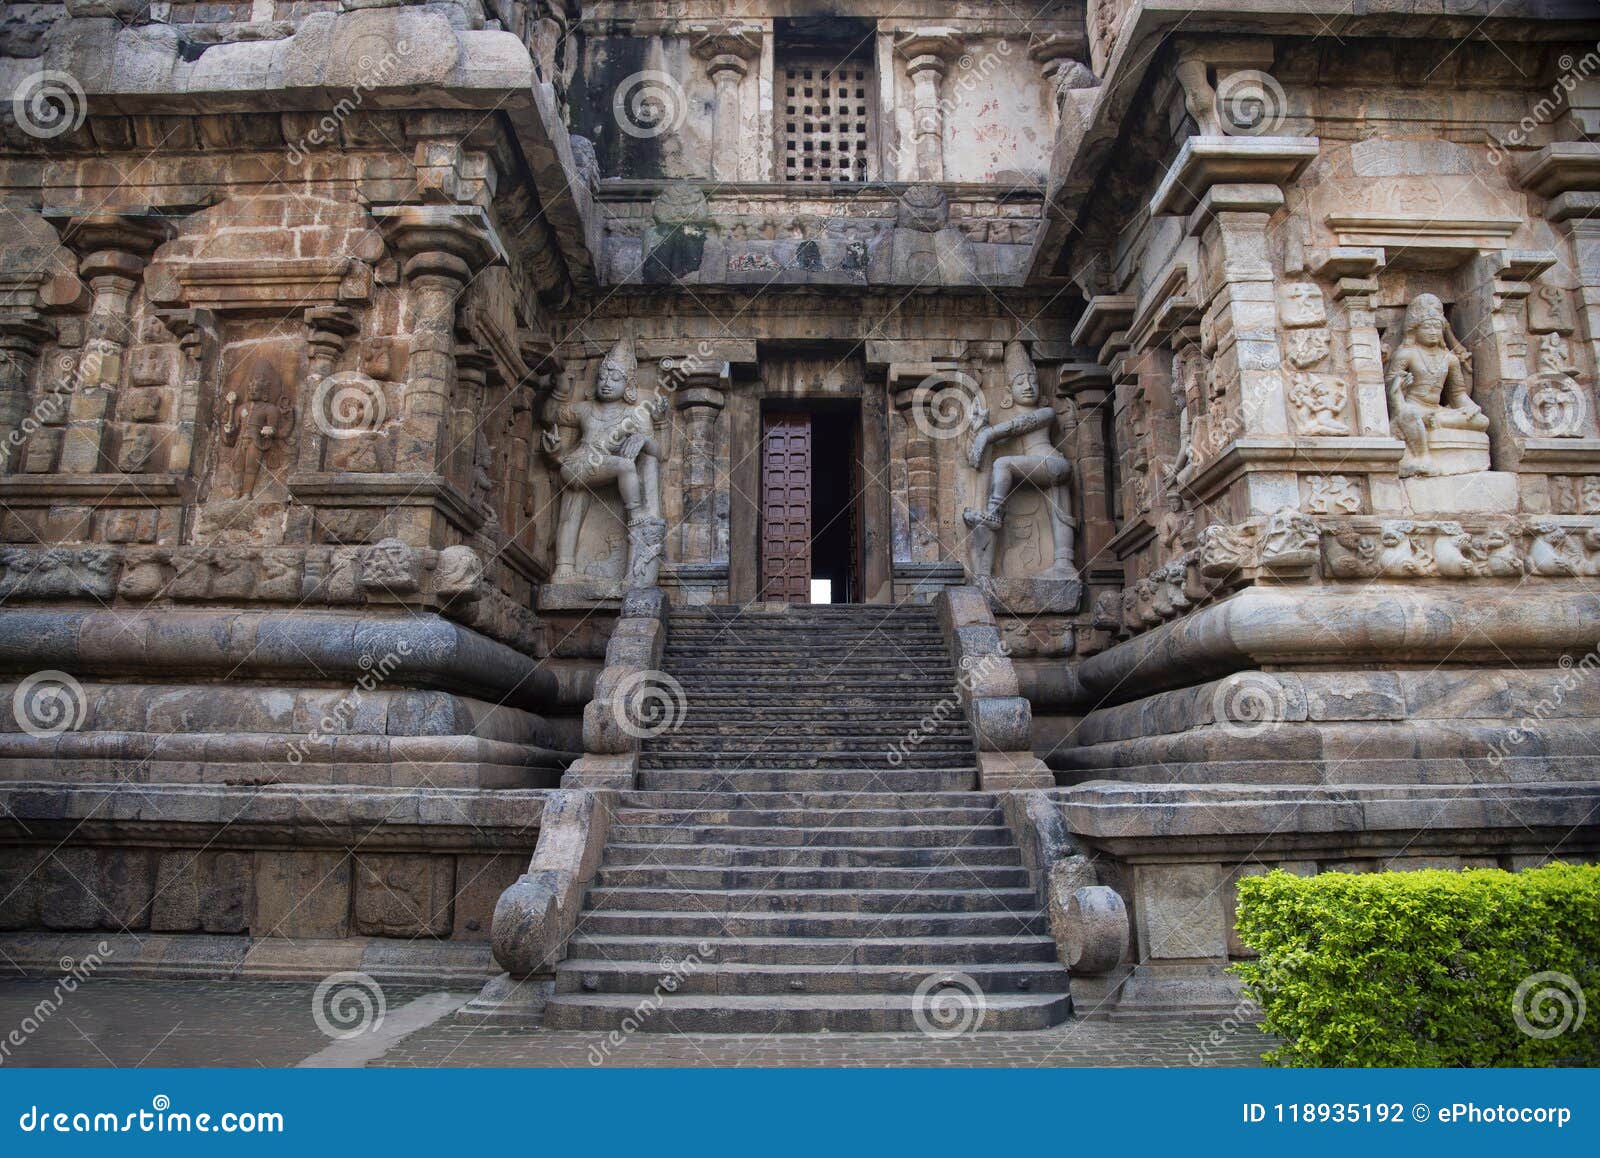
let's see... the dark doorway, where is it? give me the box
[759,404,861,604]
[810,408,859,603]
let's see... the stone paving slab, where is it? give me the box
[0,979,1272,1068]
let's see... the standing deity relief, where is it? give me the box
[218,359,295,498]
[960,340,1077,584]
[542,335,670,595]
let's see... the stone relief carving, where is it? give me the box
[1385,293,1490,478]
[1304,474,1363,515]
[1319,517,1600,580]
[542,336,669,594]
[1287,372,1350,436]
[1284,328,1330,369]
[218,360,295,497]
[962,340,1077,582]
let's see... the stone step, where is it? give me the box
[554,960,1070,997]
[542,991,1070,1033]
[618,790,996,811]
[602,843,1021,868]
[648,723,974,740]
[612,806,1001,827]
[566,933,1061,966]
[644,742,974,761]
[639,753,975,770]
[584,885,1039,914]
[655,692,964,706]
[668,665,954,677]
[607,824,1011,848]
[635,768,978,791]
[577,909,1048,939]
[593,864,1031,890]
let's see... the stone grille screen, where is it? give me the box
[781,62,871,182]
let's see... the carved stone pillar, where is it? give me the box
[379,209,498,478]
[57,214,168,474]
[671,367,728,564]
[1315,249,1390,440]
[693,27,761,183]
[895,29,962,182]
[295,305,359,476]
[887,361,955,564]
[152,308,217,479]
[1059,361,1115,570]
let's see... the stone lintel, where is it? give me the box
[1181,437,1406,504]
[0,473,183,501]
[1150,136,1319,218]
[1069,293,1136,351]
[1517,141,1600,198]
[287,471,485,534]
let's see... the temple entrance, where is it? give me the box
[759,404,862,603]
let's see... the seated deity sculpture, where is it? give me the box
[961,340,1077,581]
[542,336,669,591]
[1385,293,1489,478]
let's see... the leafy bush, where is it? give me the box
[1232,863,1600,1066]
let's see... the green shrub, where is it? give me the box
[1232,863,1600,1067]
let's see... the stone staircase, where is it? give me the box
[543,603,1071,1033]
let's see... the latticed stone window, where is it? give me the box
[781,61,872,182]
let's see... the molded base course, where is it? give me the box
[0,932,496,986]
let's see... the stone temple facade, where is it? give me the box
[1,0,1598,1029]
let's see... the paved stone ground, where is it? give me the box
[0,979,1271,1068]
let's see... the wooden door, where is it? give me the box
[761,412,812,603]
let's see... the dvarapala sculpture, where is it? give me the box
[542,336,669,593]
[961,340,1077,581]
